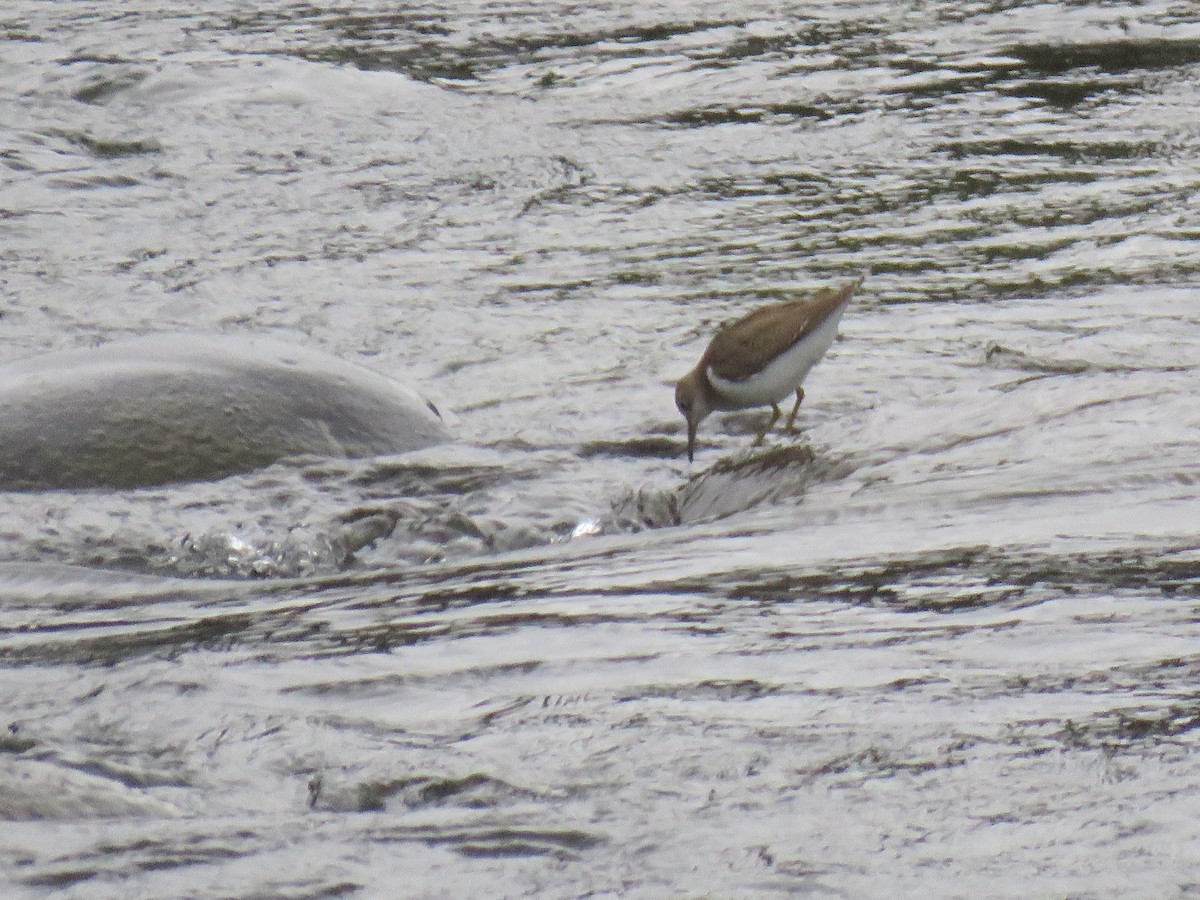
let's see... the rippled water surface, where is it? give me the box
[2,1,1200,896]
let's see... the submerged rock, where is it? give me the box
[0,758,182,821]
[0,334,451,490]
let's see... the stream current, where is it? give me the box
[2,2,1200,896]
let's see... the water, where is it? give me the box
[2,1,1199,896]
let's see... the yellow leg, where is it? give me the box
[753,403,782,445]
[783,387,805,433]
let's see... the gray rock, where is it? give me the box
[0,334,451,490]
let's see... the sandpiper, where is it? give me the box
[674,277,862,462]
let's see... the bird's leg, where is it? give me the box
[783,387,805,433]
[754,403,782,445]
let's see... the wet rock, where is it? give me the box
[0,334,451,491]
[0,759,181,821]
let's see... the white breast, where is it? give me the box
[707,306,845,409]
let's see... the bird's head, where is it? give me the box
[674,370,713,463]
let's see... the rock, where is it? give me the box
[0,334,451,490]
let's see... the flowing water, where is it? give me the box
[2,1,1200,896]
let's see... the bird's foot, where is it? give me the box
[753,405,783,446]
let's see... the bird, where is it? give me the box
[674,277,862,462]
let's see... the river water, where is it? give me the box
[2,1,1200,896]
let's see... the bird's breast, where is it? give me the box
[707,310,844,409]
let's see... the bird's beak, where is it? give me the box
[686,415,698,463]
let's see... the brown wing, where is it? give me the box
[702,280,860,382]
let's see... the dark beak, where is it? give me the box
[686,416,698,463]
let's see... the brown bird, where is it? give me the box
[674,278,861,462]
